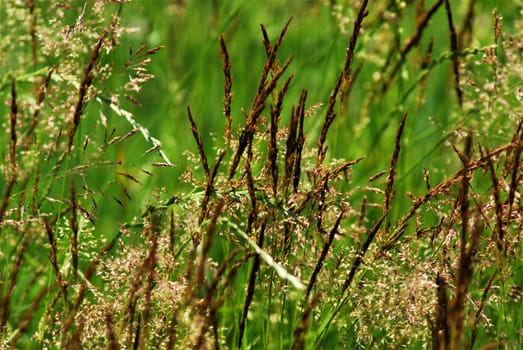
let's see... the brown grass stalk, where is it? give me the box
[24,68,53,149]
[68,33,105,151]
[433,271,450,350]
[448,133,477,350]
[340,61,362,111]
[27,0,37,67]
[401,0,443,65]
[31,164,41,215]
[444,0,463,108]
[417,0,426,25]
[219,34,233,139]
[449,216,482,350]
[260,24,271,55]
[283,92,304,192]
[105,311,120,350]
[195,35,234,218]
[305,211,343,300]
[104,128,139,148]
[339,0,368,107]
[293,90,307,193]
[507,119,523,216]
[169,209,176,258]
[186,105,217,225]
[384,112,408,212]
[132,315,141,350]
[468,270,497,349]
[358,195,367,227]
[70,180,79,284]
[317,0,368,166]
[316,73,342,167]
[245,141,258,232]
[238,218,266,348]
[292,293,321,350]
[44,219,68,304]
[138,214,161,350]
[0,227,30,335]
[483,146,505,251]
[266,75,293,194]
[0,79,18,226]
[123,300,137,349]
[227,19,293,181]
[493,9,502,49]
[194,198,226,295]
[138,271,157,349]
[458,0,475,49]
[491,9,503,97]
[166,310,178,350]
[381,0,444,94]
[316,176,331,237]
[187,106,210,179]
[341,212,387,294]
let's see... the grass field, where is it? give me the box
[1,0,522,348]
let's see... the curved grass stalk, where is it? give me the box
[224,219,306,290]
[96,95,174,166]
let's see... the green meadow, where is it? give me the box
[1,0,522,348]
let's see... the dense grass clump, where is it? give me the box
[1,1,522,349]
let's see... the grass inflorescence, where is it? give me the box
[1,0,522,349]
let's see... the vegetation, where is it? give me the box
[0,0,522,348]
